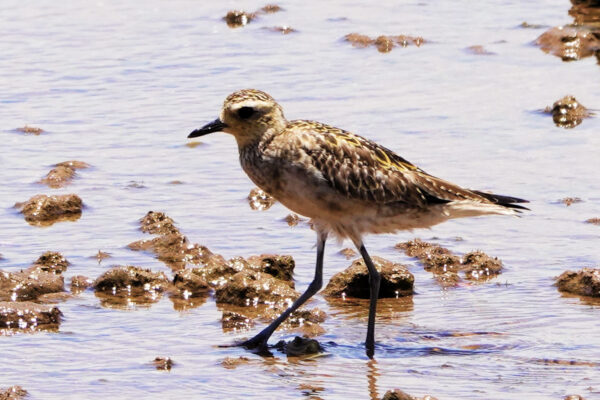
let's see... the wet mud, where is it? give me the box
[396,239,503,285]
[0,301,62,332]
[344,33,425,53]
[0,269,65,302]
[15,125,44,135]
[15,194,83,226]
[323,256,414,299]
[0,386,28,400]
[544,95,592,128]
[93,265,172,308]
[224,4,283,28]
[556,267,600,298]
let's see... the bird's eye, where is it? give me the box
[237,106,255,119]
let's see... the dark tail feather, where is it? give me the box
[472,190,530,211]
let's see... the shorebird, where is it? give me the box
[188,89,528,358]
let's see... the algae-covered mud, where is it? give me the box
[1,0,599,399]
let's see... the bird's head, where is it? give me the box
[188,89,287,146]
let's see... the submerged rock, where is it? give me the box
[264,26,296,34]
[465,45,496,55]
[139,211,179,235]
[55,160,90,170]
[221,356,252,369]
[556,268,600,298]
[345,33,425,53]
[221,310,255,332]
[560,197,583,206]
[282,336,322,356]
[545,95,592,129]
[16,194,83,225]
[585,217,600,225]
[172,268,210,296]
[0,301,62,331]
[339,248,357,259]
[248,187,275,210]
[92,250,111,263]
[569,0,600,25]
[215,269,299,308]
[284,213,301,226]
[0,269,65,302]
[323,256,414,298]
[461,251,503,280]
[535,26,600,61]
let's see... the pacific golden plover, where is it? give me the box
[188,89,528,358]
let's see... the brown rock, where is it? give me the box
[585,217,600,225]
[569,0,600,25]
[29,251,69,274]
[172,268,210,296]
[215,269,299,307]
[344,33,373,48]
[39,165,76,188]
[139,211,179,235]
[545,95,592,129]
[221,356,251,369]
[0,301,62,330]
[536,26,600,61]
[247,254,295,283]
[284,213,301,226]
[152,356,174,371]
[0,269,65,302]
[461,251,503,280]
[345,33,425,52]
[0,386,28,400]
[248,187,275,210]
[16,194,83,225]
[93,265,171,307]
[221,310,255,332]
[16,125,43,135]
[198,256,245,287]
[224,10,256,28]
[556,268,600,297]
[323,256,414,299]
[374,35,395,53]
[70,275,93,292]
[260,4,283,13]
[283,336,322,356]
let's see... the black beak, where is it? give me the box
[188,118,228,138]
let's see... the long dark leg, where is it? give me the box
[355,241,381,359]
[240,231,327,352]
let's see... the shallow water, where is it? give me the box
[1,0,600,399]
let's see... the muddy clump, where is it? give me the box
[152,356,174,371]
[70,275,93,293]
[248,187,275,210]
[247,254,295,284]
[92,250,111,263]
[16,125,44,135]
[465,45,496,55]
[221,356,252,369]
[16,194,83,225]
[93,265,172,307]
[397,239,503,285]
[284,213,301,226]
[28,251,69,274]
[139,211,179,235]
[279,336,322,356]
[569,0,600,25]
[172,268,210,297]
[339,248,357,259]
[39,161,89,188]
[0,269,65,302]
[221,310,255,332]
[556,267,600,298]
[544,95,592,128]
[382,389,439,400]
[345,33,425,53]
[585,217,600,225]
[215,269,299,308]
[535,26,600,61]
[264,26,296,34]
[224,10,257,27]
[323,256,414,299]
[0,386,28,400]
[560,197,583,206]
[0,301,62,332]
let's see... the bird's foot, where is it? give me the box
[220,335,272,356]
